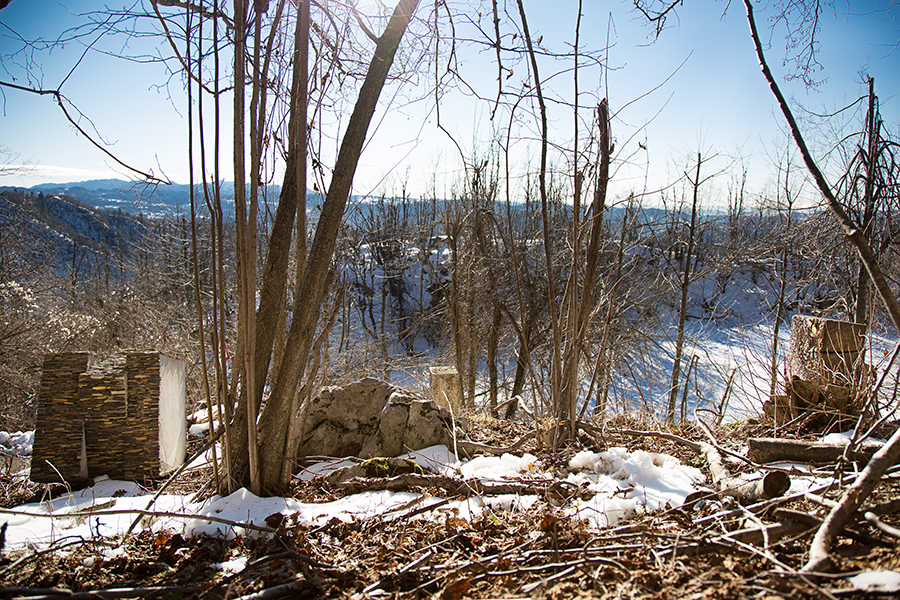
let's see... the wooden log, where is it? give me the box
[700,441,790,504]
[747,437,886,465]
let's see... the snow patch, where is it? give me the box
[849,570,900,593]
[0,430,34,456]
[566,447,706,528]
[458,453,540,480]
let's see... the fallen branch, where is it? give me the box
[748,437,886,465]
[617,427,789,503]
[658,516,814,560]
[454,430,537,458]
[692,466,900,529]
[864,498,900,516]
[0,584,204,600]
[333,473,589,500]
[803,424,900,572]
[234,578,310,600]
[698,421,791,504]
[615,428,701,451]
[805,493,900,543]
[779,505,883,547]
[702,442,791,504]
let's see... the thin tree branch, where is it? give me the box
[0,80,169,184]
[743,0,900,573]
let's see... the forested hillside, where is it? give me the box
[2,180,894,436]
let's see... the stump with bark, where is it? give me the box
[764,316,871,432]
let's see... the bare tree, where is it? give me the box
[665,151,721,423]
[741,0,900,573]
[150,0,428,495]
[833,77,900,328]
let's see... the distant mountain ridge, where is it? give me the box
[0,179,305,219]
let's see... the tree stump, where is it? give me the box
[787,316,867,387]
[429,366,462,415]
[774,316,870,431]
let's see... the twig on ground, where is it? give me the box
[122,425,226,540]
[0,584,204,600]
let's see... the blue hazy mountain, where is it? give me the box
[0,179,319,219]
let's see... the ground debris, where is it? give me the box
[2,420,899,599]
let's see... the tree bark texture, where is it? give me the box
[254,0,421,495]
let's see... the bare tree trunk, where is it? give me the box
[560,6,584,439]
[591,198,630,421]
[445,207,466,409]
[567,99,611,424]
[207,9,233,493]
[854,77,877,327]
[474,206,503,415]
[487,302,501,415]
[231,0,262,495]
[667,153,702,424]
[255,0,421,495]
[225,2,310,494]
[186,6,220,491]
[515,0,562,426]
[769,160,794,413]
[465,265,477,407]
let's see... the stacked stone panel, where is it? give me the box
[31,351,184,484]
[30,353,94,483]
[81,356,127,479]
[124,353,162,479]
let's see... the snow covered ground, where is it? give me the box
[0,430,34,457]
[1,300,895,558]
[1,443,710,553]
[3,433,880,556]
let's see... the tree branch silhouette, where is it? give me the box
[0,79,170,184]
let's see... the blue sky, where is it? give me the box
[0,0,897,206]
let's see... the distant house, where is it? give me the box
[30,352,186,484]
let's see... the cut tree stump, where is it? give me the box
[766,316,872,431]
[787,316,867,387]
[429,366,462,414]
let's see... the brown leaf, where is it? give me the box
[442,578,470,600]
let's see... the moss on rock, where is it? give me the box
[360,457,424,478]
